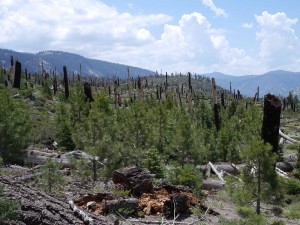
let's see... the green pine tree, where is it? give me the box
[0,89,31,164]
[38,158,66,193]
[56,121,76,151]
[241,138,280,214]
[144,147,164,178]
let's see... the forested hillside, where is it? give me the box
[0,59,300,225]
[0,49,155,77]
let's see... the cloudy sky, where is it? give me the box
[1,0,300,75]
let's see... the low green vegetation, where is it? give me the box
[1,65,300,224]
[38,158,66,194]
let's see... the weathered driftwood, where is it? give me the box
[113,166,154,197]
[0,176,110,225]
[279,130,300,144]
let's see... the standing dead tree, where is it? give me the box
[13,60,21,89]
[188,72,192,112]
[212,78,221,131]
[127,67,132,102]
[63,66,69,99]
[84,82,94,102]
[261,93,282,153]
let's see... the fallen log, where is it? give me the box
[202,179,225,190]
[205,163,211,178]
[0,176,111,225]
[208,162,224,182]
[279,130,300,144]
[113,166,154,197]
[275,167,289,178]
[198,163,242,176]
[276,161,297,172]
[105,198,139,216]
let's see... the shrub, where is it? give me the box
[0,185,19,223]
[236,206,255,218]
[284,179,300,195]
[283,204,300,219]
[167,164,203,192]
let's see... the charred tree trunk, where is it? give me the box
[63,66,69,99]
[25,68,28,81]
[113,166,153,197]
[13,61,21,89]
[165,72,168,88]
[212,78,221,131]
[188,72,193,112]
[53,76,58,95]
[127,67,132,102]
[261,94,282,153]
[221,91,225,108]
[84,82,94,102]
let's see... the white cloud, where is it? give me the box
[97,12,257,75]
[0,0,171,53]
[255,11,300,70]
[202,0,228,18]
[242,23,253,29]
[4,1,300,75]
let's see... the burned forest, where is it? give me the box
[0,60,300,225]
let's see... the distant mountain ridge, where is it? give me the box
[0,49,155,78]
[1,48,299,97]
[204,71,300,97]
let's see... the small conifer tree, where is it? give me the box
[56,121,76,151]
[144,147,164,178]
[39,158,65,193]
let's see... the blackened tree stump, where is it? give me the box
[112,166,153,197]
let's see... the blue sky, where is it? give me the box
[1,0,300,75]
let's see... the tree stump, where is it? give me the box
[112,166,153,197]
[163,193,189,218]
